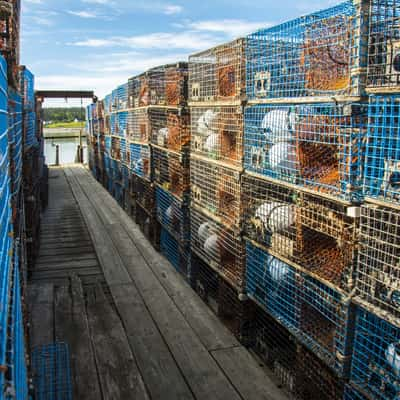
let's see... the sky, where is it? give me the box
[21,0,341,100]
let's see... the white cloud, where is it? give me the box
[72,31,221,51]
[187,19,271,37]
[68,10,99,18]
[164,5,183,15]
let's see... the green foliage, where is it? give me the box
[46,121,85,129]
[43,107,86,123]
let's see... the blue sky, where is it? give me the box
[21,0,340,99]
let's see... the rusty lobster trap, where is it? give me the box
[190,106,243,166]
[350,307,400,400]
[111,136,121,161]
[246,1,363,100]
[242,173,359,291]
[357,204,400,321]
[127,108,150,143]
[149,107,190,151]
[152,146,189,199]
[190,252,253,342]
[190,206,245,290]
[189,39,245,103]
[244,102,367,202]
[191,157,242,227]
[367,0,400,91]
[130,174,155,215]
[245,240,355,377]
[128,63,188,108]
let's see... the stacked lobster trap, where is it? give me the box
[242,1,372,398]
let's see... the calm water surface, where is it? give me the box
[44,137,88,165]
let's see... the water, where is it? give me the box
[44,137,88,165]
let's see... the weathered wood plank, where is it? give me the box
[86,284,150,400]
[211,346,289,400]
[35,256,98,268]
[54,277,102,400]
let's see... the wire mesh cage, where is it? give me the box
[191,157,242,227]
[350,307,400,400]
[129,143,150,180]
[152,146,189,199]
[96,100,104,120]
[149,107,190,151]
[32,343,72,400]
[242,174,358,291]
[190,206,245,290]
[357,204,400,321]
[246,1,361,99]
[111,136,121,161]
[135,202,160,249]
[131,174,155,214]
[246,241,355,377]
[189,39,246,103]
[116,83,128,110]
[160,227,190,278]
[244,103,367,201]
[190,252,253,342]
[190,106,243,166]
[344,385,368,400]
[127,108,150,143]
[156,186,190,244]
[247,302,298,394]
[364,95,400,204]
[116,111,128,137]
[19,66,34,111]
[129,63,188,108]
[295,345,345,400]
[104,136,111,156]
[366,0,400,90]
[120,137,129,166]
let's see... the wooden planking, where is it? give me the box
[86,284,150,400]
[211,346,289,400]
[35,257,99,270]
[76,166,239,351]
[27,283,54,348]
[67,167,244,400]
[54,276,102,400]
[65,169,195,400]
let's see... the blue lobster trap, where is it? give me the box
[156,186,190,244]
[344,385,368,400]
[117,111,128,137]
[244,102,367,201]
[245,240,355,376]
[116,83,128,110]
[160,227,190,278]
[246,1,361,100]
[104,94,112,116]
[20,66,35,111]
[120,137,129,166]
[104,136,111,156]
[129,143,150,180]
[364,95,400,204]
[110,113,117,136]
[357,204,400,321]
[32,343,72,400]
[24,111,37,149]
[367,0,400,91]
[127,108,149,143]
[350,307,400,400]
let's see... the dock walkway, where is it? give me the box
[28,165,288,400]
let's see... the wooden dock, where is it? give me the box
[28,165,288,400]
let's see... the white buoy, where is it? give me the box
[204,234,220,255]
[198,222,213,243]
[268,257,290,283]
[269,142,296,175]
[261,110,296,143]
[197,110,218,135]
[386,342,400,376]
[255,202,294,233]
[204,133,219,153]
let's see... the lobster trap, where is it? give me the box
[127,108,150,143]
[190,106,243,166]
[189,39,245,103]
[160,227,190,278]
[129,143,150,180]
[364,95,400,204]
[245,240,355,376]
[190,206,245,290]
[242,174,358,291]
[246,1,362,99]
[190,252,253,342]
[131,174,155,215]
[152,146,189,199]
[295,345,345,400]
[120,137,129,166]
[149,107,190,151]
[135,202,160,250]
[244,102,367,201]
[191,157,242,227]
[357,204,400,321]
[111,136,121,161]
[367,0,400,90]
[128,63,188,108]
[247,302,298,394]
[115,83,128,110]
[350,307,400,400]
[156,186,190,244]
[344,385,368,400]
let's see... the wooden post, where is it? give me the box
[55,145,60,166]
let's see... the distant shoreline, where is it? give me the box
[44,127,87,139]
